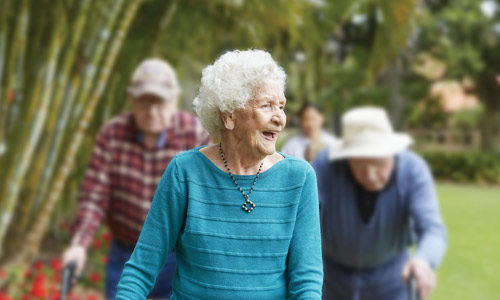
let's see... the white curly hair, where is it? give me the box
[193,49,286,142]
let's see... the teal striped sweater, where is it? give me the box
[115,147,323,299]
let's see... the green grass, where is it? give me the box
[431,184,500,300]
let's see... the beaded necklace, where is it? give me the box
[219,143,263,213]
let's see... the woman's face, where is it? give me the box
[300,106,324,138]
[231,80,286,156]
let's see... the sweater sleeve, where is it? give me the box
[407,154,447,268]
[115,157,186,299]
[311,148,329,210]
[287,166,323,299]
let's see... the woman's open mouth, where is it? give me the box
[261,131,278,141]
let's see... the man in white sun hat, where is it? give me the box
[312,106,447,300]
[62,58,211,299]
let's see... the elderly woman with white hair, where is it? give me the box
[115,49,323,299]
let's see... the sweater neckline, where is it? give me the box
[195,146,288,180]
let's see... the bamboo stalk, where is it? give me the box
[11,0,144,267]
[10,0,92,242]
[0,0,12,152]
[152,0,179,55]
[67,0,124,135]
[0,0,31,250]
[0,0,28,206]
[2,0,113,262]
[0,0,64,255]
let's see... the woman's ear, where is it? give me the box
[220,111,235,130]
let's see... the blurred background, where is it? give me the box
[0,0,499,299]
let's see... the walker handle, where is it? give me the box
[60,261,76,300]
[408,273,421,300]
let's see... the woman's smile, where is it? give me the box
[261,130,279,141]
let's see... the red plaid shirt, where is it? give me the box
[71,111,211,248]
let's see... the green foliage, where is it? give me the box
[449,105,484,130]
[114,0,418,116]
[423,151,500,184]
[414,0,500,149]
[408,96,447,129]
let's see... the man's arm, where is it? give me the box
[62,126,112,275]
[407,154,447,268]
[402,152,447,299]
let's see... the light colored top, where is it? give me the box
[312,149,447,270]
[281,131,340,161]
[116,147,323,300]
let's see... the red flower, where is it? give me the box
[0,268,6,280]
[51,258,62,273]
[89,273,101,284]
[86,295,99,300]
[30,274,47,297]
[93,239,102,248]
[101,256,108,264]
[102,232,112,242]
[50,288,60,300]
[33,261,44,271]
[0,291,13,300]
[25,269,33,278]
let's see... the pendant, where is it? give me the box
[241,196,255,213]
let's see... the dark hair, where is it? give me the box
[298,102,322,119]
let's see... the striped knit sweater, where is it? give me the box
[116,147,323,299]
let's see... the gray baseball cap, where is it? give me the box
[128,58,180,101]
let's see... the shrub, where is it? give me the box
[421,151,500,185]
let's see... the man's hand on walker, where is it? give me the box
[62,245,87,282]
[402,256,436,299]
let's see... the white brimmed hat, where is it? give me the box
[329,107,413,161]
[128,58,180,101]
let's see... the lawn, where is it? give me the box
[431,184,500,300]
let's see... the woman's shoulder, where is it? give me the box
[172,146,206,166]
[278,153,315,176]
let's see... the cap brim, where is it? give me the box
[128,83,178,101]
[328,133,413,161]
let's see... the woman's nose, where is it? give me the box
[271,111,285,126]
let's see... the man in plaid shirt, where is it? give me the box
[62,58,211,299]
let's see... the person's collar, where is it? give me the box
[136,130,168,148]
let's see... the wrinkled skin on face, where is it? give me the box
[131,94,177,133]
[348,157,395,192]
[223,80,287,159]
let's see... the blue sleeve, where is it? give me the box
[311,148,329,209]
[407,154,447,268]
[115,157,186,299]
[287,165,323,299]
